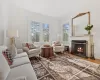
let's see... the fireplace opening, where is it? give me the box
[71,40,88,58]
[77,47,83,53]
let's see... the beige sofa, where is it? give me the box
[0,47,37,80]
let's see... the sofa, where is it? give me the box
[0,46,38,80]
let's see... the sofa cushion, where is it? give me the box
[28,49,40,55]
[13,52,28,59]
[6,63,37,80]
[0,54,10,80]
[10,56,30,68]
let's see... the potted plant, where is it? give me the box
[85,24,93,34]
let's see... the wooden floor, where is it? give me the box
[67,53,100,64]
[83,58,100,64]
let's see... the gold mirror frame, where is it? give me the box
[71,11,90,36]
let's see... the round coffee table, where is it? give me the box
[41,47,54,58]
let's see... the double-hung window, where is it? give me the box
[31,21,40,42]
[63,24,69,44]
[43,23,49,42]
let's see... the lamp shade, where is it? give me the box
[7,29,19,38]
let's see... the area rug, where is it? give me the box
[30,54,100,80]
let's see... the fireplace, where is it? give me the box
[71,40,88,58]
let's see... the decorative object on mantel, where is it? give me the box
[85,24,93,34]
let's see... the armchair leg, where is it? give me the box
[38,54,41,60]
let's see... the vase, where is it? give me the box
[88,30,91,34]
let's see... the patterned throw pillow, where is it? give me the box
[2,49,13,65]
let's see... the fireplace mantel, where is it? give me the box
[70,35,94,57]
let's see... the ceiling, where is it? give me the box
[11,0,99,18]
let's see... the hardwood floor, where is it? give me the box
[66,53,100,64]
[82,58,100,64]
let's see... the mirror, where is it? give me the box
[71,12,90,36]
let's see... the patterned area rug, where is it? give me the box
[30,54,100,80]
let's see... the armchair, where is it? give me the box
[14,38,40,58]
[22,43,40,58]
[52,41,64,53]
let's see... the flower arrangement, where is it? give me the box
[85,24,93,34]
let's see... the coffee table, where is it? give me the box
[41,47,54,58]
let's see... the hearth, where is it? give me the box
[71,40,88,58]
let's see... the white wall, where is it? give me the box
[0,0,9,45]
[8,5,60,45]
[0,0,4,45]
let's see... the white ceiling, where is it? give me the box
[11,0,99,18]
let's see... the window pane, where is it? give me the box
[31,21,40,42]
[63,24,69,41]
[43,23,49,42]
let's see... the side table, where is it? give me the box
[41,47,54,58]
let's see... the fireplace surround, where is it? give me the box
[71,40,88,58]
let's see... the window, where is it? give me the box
[63,24,69,43]
[43,23,49,42]
[31,21,40,42]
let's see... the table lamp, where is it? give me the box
[7,29,19,46]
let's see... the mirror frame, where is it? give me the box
[71,11,91,36]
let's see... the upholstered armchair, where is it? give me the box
[22,43,41,58]
[14,38,40,58]
[52,41,64,53]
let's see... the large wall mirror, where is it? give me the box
[71,12,90,36]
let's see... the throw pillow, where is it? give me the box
[26,43,30,49]
[2,50,13,65]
